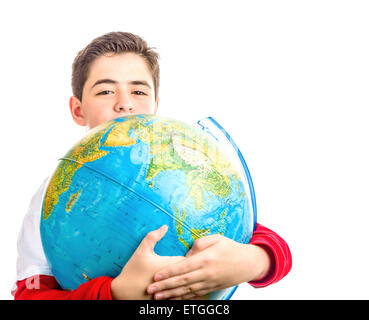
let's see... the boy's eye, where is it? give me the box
[133,90,146,96]
[97,90,114,95]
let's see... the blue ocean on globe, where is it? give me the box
[40,114,256,300]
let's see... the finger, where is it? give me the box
[170,295,205,300]
[186,234,221,257]
[154,254,201,281]
[170,292,208,300]
[139,225,168,252]
[179,288,214,300]
[170,284,219,300]
[155,282,217,300]
[149,269,205,295]
[153,278,207,300]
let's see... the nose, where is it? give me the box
[114,92,134,113]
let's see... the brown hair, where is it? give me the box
[71,31,160,101]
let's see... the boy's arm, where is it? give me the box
[248,223,292,288]
[14,275,113,300]
[14,225,184,300]
[147,223,292,299]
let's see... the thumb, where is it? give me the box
[139,225,168,252]
[186,234,220,257]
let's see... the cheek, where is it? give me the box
[87,108,114,128]
[136,100,156,114]
[99,112,116,124]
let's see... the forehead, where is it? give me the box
[86,52,153,85]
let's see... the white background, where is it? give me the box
[1,0,368,299]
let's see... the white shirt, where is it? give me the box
[12,178,52,295]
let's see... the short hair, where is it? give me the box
[71,31,160,101]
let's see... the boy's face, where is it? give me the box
[70,52,159,129]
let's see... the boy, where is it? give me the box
[13,32,292,300]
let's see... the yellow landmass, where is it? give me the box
[150,142,170,155]
[43,160,81,220]
[42,121,114,220]
[66,189,82,213]
[190,228,210,241]
[179,238,190,250]
[102,120,136,147]
[217,209,228,235]
[174,205,185,236]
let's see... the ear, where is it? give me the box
[69,96,86,126]
[154,97,159,114]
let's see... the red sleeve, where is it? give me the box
[248,223,292,288]
[14,275,113,300]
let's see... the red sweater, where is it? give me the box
[14,224,292,300]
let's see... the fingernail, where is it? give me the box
[155,274,162,281]
[155,293,164,300]
[148,286,156,294]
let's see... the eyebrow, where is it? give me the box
[90,79,152,90]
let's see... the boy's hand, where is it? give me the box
[147,234,271,300]
[110,225,185,300]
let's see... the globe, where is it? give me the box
[40,114,256,300]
